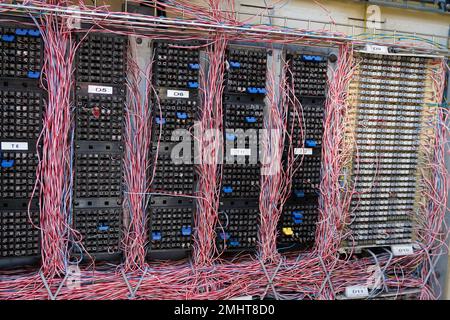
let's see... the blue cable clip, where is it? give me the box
[28,29,41,37]
[292,210,304,224]
[188,81,199,88]
[189,63,200,70]
[181,226,191,236]
[1,35,15,42]
[219,232,231,240]
[257,88,267,94]
[15,29,28,36]
[27,71,40,79]
[152,232,162,241]
[247,87,258,94]
[226,133,236,141]
[98,224,109,231]
[302,55,323,62]
[155,117,166,125]
[1,159,14,168]
[222,186,233,193]
[245,116,257,123]
[294,190,305,198]
[229,61,241,68]
[230,240,240,247]
[176,112,188,119]
[305,139,317,147]
[292,210,304,219]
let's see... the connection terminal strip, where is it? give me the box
[343,52,441,249]
[148,41,200,258]
[217,200,259,252]
[72,32,127,258]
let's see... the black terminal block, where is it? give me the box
[287,97,325,198]
[0,22,43,268]
[73,207,122,255]
[148,197,194,257]
[278,201,318,248]
[225,46,267,95]
[217,200,259,252]
[148,206,193,251]
[75,86,125,142]
[223,100,264,130]
[150,149,195,195]
[0,88,43,140]
[73,152,123,201]
[277,53,328,251]
[152,96,197,143]
[153,41,200,89]
[0,151,39,201]
[72,32,126,258]
[0,208,39,258]
[221,164,260,199]
[0,25,43,80]
[288,53,327,97]
[76,33,127,84]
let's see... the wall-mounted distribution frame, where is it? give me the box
[277,49,330,251]
[0,20,44,268]
[343,51,442,251]
[147,40,200,259]
[218,44,267,253]
[72,32,127,261]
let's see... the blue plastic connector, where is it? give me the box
[229,61,241,68]
[152,232,162,241]
[188,82,199,88]
[181,226,192,236]
[222,186,233,193]
[28,29,41,37]
[27,71,40,79]
[230,240,240,247]
[98,224,109,231]
[292,210,304,219]
[302,55,323,62]
[245,116,257,123]
[257,88,267,94]
[189,63,200,70]
[176,112,188,119]
[1,159,14,168]
[15,29,28,36]
[247,87,258,94]
[305,139,317,147]
[155,117,166,125]
[294,190,305,198]
[219,232,231,240]
[1,35,15,42]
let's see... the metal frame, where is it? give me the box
[0,2,449,56]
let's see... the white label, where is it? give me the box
[391,244,414,256]
[167,90,190,98]
[230,296,253,300]
[294,148,313,155]
[1,142,28,151]
[88,85,113,95]
[345,285,369,299]
[365,44,389,54]
[230,148,251,156]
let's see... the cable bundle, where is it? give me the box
[33,11,77,277]
[193,33,227,266]
[122,56,154,272]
